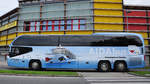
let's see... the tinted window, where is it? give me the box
[103,35,142,46]
[60,36,104,46]
[60,35,142,46]
[12,35,143,46]
[126,36,143,46]
[9,47,32,57]
[13,35,59,46]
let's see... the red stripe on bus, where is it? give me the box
[35,22,37,31]
[52,21,55,31]
[40,21,43,31]
[46,21,48,31]
[78,20,80,30]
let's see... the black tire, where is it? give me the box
[98,61,111,72]
[29,61,41,70]
[115,62,127,72]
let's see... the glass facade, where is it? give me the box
[24,19,86,31]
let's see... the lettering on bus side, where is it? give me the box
[89,48,128,58]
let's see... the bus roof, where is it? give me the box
[15,32,142,37]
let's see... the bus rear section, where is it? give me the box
[7,33,145,71]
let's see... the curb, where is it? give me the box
[77,72,83,77]
[127,72,150,78]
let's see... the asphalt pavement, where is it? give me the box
[0,75,87,84]
[0,72,150,84]
[79,72,150,84]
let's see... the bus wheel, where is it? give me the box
[30,61,41,70]
[98,61,111,72]
[115,62,127,72]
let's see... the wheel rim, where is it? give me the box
[32,62,39,70]
[117,63,125,71]
[100,63,108,71]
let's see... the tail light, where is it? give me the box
[45,57,52,62]
[144,55,146,61]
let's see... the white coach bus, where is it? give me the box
[7,33,145,71]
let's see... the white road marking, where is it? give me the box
[91,83,150,84]
[87,79,150,82]
[84,77,147,80]
[80,72,150,84]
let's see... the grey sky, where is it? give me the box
[0,0,150,16]
[0,0,18,16]
[124,0,150,6]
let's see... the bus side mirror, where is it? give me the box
[9,52,14,57]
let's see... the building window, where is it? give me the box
[42,21,47,31]
[24,19,86,31]
[9,16,17,22]
[30,22,35,31]
[24,22,30,31]
[73,20,79,30]
[24,21,40,31]
[36,22,40,31]
[48,21,52,31]
[66,19,86,30]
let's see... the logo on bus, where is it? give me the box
[128,45,140,55]
[89,48,127,57]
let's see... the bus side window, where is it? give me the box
[126,36,142,46]
[60,36,104,46]
[103,36,142,46]
[9,47,32,57]
[14,48,20,55]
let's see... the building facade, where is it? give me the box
[0,0,150,66]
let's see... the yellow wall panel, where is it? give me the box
[40,31,64,35]
[144,40,149,45]
[94,31,122,34]
[0,41,7,46]
[94,0,122,3]
[95,24,123,31]
[135,32,148,39]
[66,31,93,35]
[94,17,123,23]
[94,3,122,9]
[0,21,17,31]
[0,36,7,41]
[8,33,16,39]
[7,40,13,45]
[94,10,123,16]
